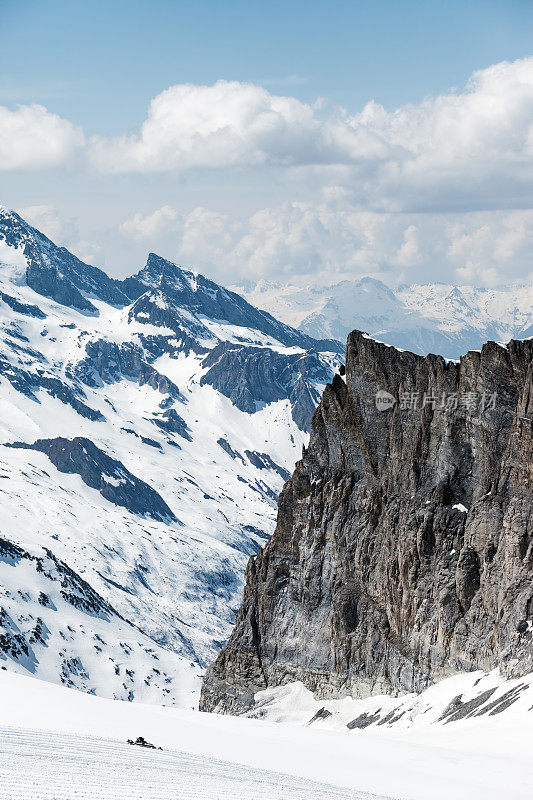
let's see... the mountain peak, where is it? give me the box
[137,253,197,289]
[146,252,178,270]
[0,205,22,221]
[131,253,342,353]
[0,208,130,312]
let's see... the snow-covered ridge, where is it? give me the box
[0,207,341,705]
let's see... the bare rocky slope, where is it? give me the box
[201,331,533,713]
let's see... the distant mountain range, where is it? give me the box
[234,276,533,360]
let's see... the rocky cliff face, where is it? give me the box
[200,343,327,431]
[201,331,533,713]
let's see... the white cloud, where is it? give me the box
[90,80,326,173]
[119,202,533,287]
[72,239,102,265]
[119,205,178,239]
[3,58,533,214]
[18,205,79,243]
[17,205,101,266]
[88,59,533,214]
[336,57,533,210]
[0,104,84,170]
[6,57,533,288]
[446,211,533,286]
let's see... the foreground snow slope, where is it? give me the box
[0,728,372,800]
[1,670,532,800]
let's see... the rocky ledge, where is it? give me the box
[201,331,533,713]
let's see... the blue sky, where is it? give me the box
[1,0,532,286]
[3,0,531,129]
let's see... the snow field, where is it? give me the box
[1,671,533,800]
[0,726,378,800]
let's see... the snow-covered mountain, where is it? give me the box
[234,277,533,360]
[0,207,341,705]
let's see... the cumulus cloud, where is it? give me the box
[119,205,178,239]
[3,58,533,213]
[0,104,84,170]
[90,80,328,173]
[88,59,533,214]
[18,205,79,243]
[18,205,101,265]
[6,57,533,288]
[119,202,533,287]
[336,57,533,210]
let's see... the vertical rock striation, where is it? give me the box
[201,332,533,713]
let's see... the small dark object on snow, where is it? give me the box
[127,736,160,749]
[338,364,346,376]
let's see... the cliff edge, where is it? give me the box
[201,332,533,713]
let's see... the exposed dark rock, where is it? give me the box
[136,332,208,360]
[152,409,192,441]
[377,709,406,726]
[307,707,332,725]
[217,438,244,462]
[0,208,130,312]
[127,290,212,355]
[5,437,177,522]
[74,339,182,399]
[0,357,104,420]
[129,253,342,353]
[474,684,527,716]
[140,436,162,450]
[244,450,291,481]
[200,343,331,431]
[0,607,36,672]
[34,374,104,421]
[290,376,322,432]
[201,333,533,714]
[440,689,496,723]
[6,325,30,343]
[0,357,40,400]
[0,291,46,319]
[0,535,120,675]
[347,711,381,729]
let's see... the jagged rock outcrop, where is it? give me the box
[152,408,192,441]
[0,291,46,319]
[0,355,104,420]
[74,339,183,399]
[201,332,533,713]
